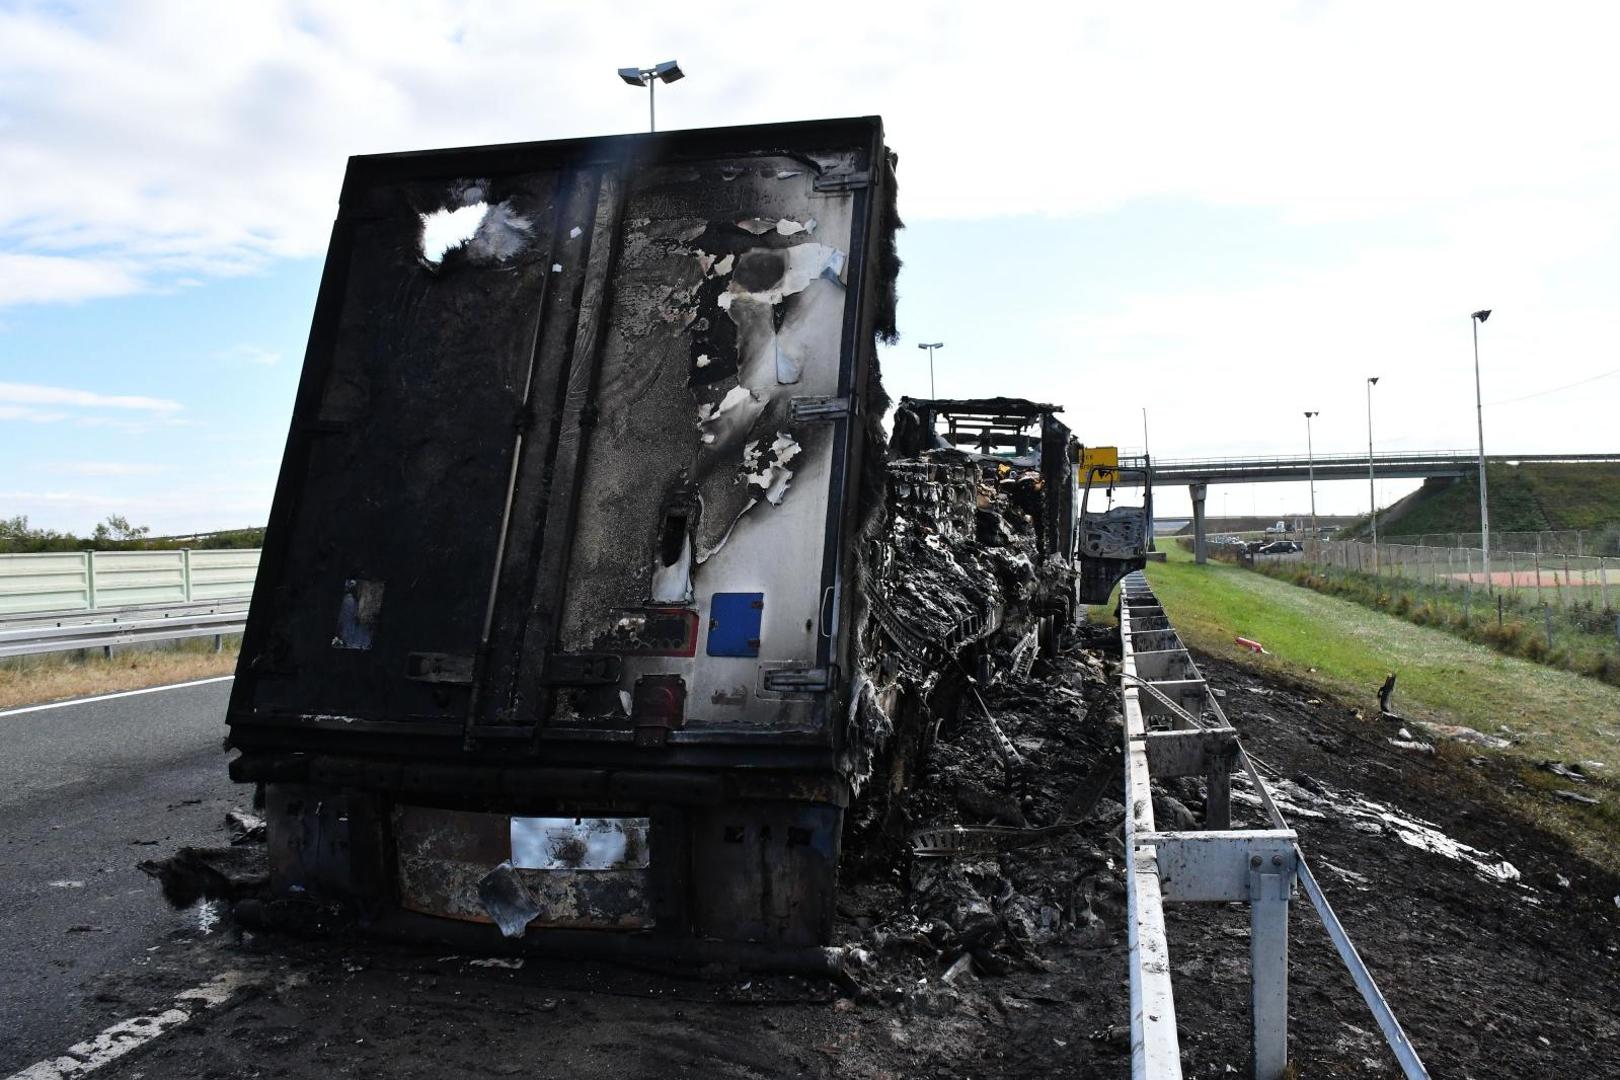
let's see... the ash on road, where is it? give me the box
[9,651,1619,1079]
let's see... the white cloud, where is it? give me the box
[45,461,170,477]
[0,253,143,305]
[3,2,1618,306]
[2,1,1616,522]
[215,344,282,366]
[0,382,183,413]
[0,405,71,423]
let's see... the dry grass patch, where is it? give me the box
[0,637,239,710]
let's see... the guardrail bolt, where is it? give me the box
[1250,855,1263,868]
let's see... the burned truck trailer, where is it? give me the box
[226,118,900,957]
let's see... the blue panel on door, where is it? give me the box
[707,592,764,657]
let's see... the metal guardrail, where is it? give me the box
[1119,571,1428,1079]
[0,548,259,617]
[0,607,248,659]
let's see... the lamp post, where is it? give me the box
[617,60,684,132]
[1366,377,1380,573]
[1472,309,1493,593]
[1304,410,1319,546]
[917,342,944,398]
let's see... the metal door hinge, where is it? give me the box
[763,666,836,693]
[790,396,852,422]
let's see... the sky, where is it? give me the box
[3,0,1619,531]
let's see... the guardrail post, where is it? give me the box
[1600,557,1609,613]
[181,547,193,602]
[1251,849,1297,1079]
[85,550,97,611]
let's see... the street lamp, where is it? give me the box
[1366,377,1380,573]
[1472,309,1493,593]
[617,60,684,132]
[1304,411,1319,546]
[916,342,944,398]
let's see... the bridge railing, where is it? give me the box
[1154,450,1481,470]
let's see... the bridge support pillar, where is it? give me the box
[1190,482,1208,565]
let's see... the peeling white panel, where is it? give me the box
[737,216,816,236]
[650,532,693,603]
[696,383,763,451]
[726,244,845,308]
[739,432,802,507]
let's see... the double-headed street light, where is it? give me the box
[1472,309,1493,593]
[917,341,944,398]
[617,60,684,132]
[1304,411,1319,545]
[1366,377,1380,572]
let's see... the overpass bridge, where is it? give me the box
[1105,451,1620,563]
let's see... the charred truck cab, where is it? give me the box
[227,119,900,961]
[888,397,1152,610]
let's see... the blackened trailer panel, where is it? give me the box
[537,155,864,736]
[230,118,886,753]
[235,171,566,726]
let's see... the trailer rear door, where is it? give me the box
[229,120,888,757]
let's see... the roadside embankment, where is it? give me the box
[1109,548,1620,873]
[0,638,240,710]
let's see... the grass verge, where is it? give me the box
[0,636,240,710]
[1254,559,1620,688]
[1122,546,1620,871]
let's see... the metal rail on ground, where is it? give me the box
[1119,571,1429,1079]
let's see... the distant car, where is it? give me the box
[1259,540,1302,554]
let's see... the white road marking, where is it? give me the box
[0,676,234,719]
[4,971,257,1079]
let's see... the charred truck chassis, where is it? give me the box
[889,396,1150,611]
[228,119,900,961]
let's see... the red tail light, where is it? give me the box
[632,675,686,747]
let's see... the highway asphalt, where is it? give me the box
[0,679,242,1073]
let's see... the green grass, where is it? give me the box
[1128,545,1620,869]
[1252,560,1620,687]
[1347,461,1620,549]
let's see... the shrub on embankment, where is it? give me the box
[1255,560,1620,689]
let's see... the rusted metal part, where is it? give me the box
[690,801,842,947]
[393,806,654,931]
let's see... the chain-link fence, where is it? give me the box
[1304,539,1615,612]
[1384,529,1620,557]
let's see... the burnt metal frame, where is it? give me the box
[1119,572,1430,1080]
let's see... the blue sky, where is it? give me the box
[4,1,1619,530]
